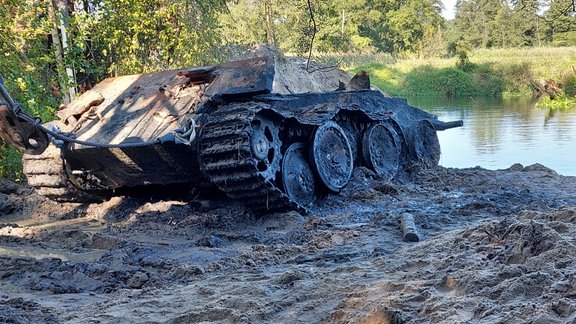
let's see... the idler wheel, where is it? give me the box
[362,123,400,180]
[250,115,281,181]
[282,143,317,207]
[311,121,353,192]
[409,119,440,167]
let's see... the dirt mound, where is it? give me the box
[335,208,575,323]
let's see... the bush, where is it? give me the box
[401,64,503,97]
[0,142,23,181]
[561,73,576,97]
[456,51,476,72]
[348,63,403,96]
[473,64,505,96]
[536,96,576,111]
[498,63,534,95]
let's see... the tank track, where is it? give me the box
[22,144,103,203]
[199,104,306,214]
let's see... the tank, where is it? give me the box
[0,57,462,213]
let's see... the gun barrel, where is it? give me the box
[430,120,463,131]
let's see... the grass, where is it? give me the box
[471,47,576,80]
[340,46,576,98]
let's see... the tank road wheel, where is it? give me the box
[281,143,317,207]
[409,120,441,168]
[250,114,282,181]
[311,121,354,192]
[362,123,401,180]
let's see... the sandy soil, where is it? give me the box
[0,163,575,323]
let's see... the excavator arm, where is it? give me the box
[0,74,49,155]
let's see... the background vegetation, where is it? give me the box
[349,46,576,98]
[1,0,576,180]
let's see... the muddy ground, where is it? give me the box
[0,163,575,323]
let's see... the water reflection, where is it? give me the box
[407,97,576,176]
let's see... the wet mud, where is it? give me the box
[0,164,575,323]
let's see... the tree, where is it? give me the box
[544,0,576,43]
[455,0,576,48]
[49,0,76,104]
[219,0,445,54]
[0,0,59,118]
[73,0,227,78]
[454,0,509,48]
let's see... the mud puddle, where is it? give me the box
[0,246,107,263]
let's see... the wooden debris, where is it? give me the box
[400,213,421,242]
[57,90,104,124]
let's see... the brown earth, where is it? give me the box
[0,163,575,323]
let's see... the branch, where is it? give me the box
[306,0,317,72]
[516,0,576,23]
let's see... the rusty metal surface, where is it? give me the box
[0,78,49,154]
[64,143,203,190]
[10,56,463,210]
[63,57,274,148]
[253,90,438,128]
[60,70,204,146]
[201,56,274,97]
[0,104,48,155]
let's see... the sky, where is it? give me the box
[441,0,457,20]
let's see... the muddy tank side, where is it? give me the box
[198,87,462,213]
[9,56,462,210]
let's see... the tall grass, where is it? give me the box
[471,47,576,80]
[341,47,576,99]
[311,51,396,69]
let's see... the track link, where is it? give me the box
[23,144,103,203]
[199,104,305,214]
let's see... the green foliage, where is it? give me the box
[550,31,576,47]
[536,95,576,110]
[402,65,476,97]
[218,0,444,55]
[73,0,227,78]
[348,63,403,96]
[0,143,23,182]
[0,0,227,180]
[353,63,503,98]
[453,0,576,49]
[473,64,505,96]
[562,73,576,96]
[456,51,476,72]
[0,1,59,120]
[351,56,507,97]
[349,47,576,99]
[498,63,535,95]
[0,1,59,181]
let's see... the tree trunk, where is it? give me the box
[264,0,275,44]
[49,0,76,104]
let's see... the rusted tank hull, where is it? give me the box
[9,56,463,212]
[63,144,203,190]
[60,89,449,191]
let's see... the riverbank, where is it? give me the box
[347,46,576,100]
[0,164,574,323]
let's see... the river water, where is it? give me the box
[407,97,576,176]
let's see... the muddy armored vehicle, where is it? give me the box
[0,57,462,213]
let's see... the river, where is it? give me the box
[407,97,576,176]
